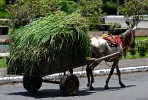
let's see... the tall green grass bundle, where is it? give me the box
[8,12,91,71]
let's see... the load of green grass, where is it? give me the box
[8,12,91,73]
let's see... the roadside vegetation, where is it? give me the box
[0,58,7,68]
[124,37,148,59]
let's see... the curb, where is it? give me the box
[105,15,124,18]
[0,66,148,84]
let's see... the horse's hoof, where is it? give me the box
[119,82,126,88]
[121,84,126,88]
[91,79,94,83]
[89,86,94,91]
[104,85,109,89]
[87,83,90,87]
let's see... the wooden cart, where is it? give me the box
[7,48,87,96]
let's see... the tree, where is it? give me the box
[57,0,80,14]
[120,0,147,27]
[0,0,5,7]
[79,0,103,30]
[5,0,103,30]
[102,0,124,15]
[6,0,59,28]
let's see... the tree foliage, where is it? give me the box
[57,0,80,14]
[0,0,5,7]
[102,0,116,15]
[101,0,124,15]
[6,0,59,28]
[5,0,103,30]
[79,0,103,30]
[120,0,148,26]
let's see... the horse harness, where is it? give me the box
[91,35,123,64]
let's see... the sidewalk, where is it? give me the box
[0,58,148,84]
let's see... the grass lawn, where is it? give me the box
[136,36,148,41]
[123,36,148,59]
[123,52,148,59]
[0,57,7,68]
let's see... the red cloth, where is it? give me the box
[103,35,121,45]
[103,37,111,41]
[115,35,121,45]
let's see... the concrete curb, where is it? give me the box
[0,66,148,84]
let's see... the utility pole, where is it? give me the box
[116,0,119,15]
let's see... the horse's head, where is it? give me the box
[130,29,136,49]
[122,26,136,51]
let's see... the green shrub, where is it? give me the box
[108,22,121,31]
[0,58,7,68]
[130,48,137,56]
[136,40,148,57]
[145,39,148,50]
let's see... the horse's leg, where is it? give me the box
[86,65,91,86]
[86,60,101,90]
[86,61,94,86]
[104,59,118,89]
[116,65,126,88]
[86,65,94,90]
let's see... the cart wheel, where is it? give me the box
[23,74,42,92]
[60,74,79,96]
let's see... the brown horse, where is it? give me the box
[86,26,136,90]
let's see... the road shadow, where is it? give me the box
[7,89,63,98]
[7,88,97,98]
[94,84,136,92]
[6,85,136,98]
[79,84,136,95]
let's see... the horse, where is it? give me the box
[86,26,136,90]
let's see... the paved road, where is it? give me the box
[0,72,148,100]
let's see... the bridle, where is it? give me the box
[120,29,135,57]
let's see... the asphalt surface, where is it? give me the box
[0,72,148,100]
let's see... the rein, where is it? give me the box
[120,34,126,50]
[120,29,132,50]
